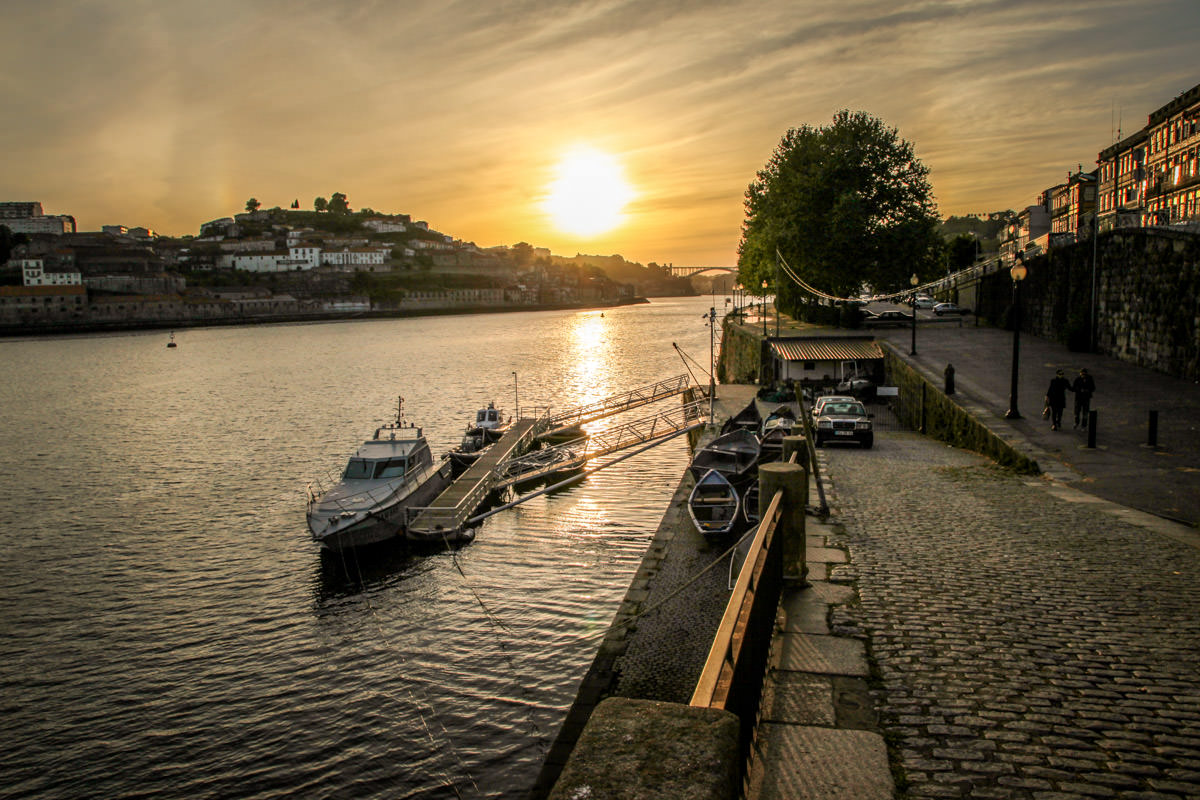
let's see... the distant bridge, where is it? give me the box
[667,265,738,277]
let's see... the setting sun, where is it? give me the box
[544,148,634,237]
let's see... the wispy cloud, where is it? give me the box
[1,0,1197,264]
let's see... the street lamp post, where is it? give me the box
[909,273,919,356]
[761,280,769,337]
[1005,257,1028,419]
[705,306,717,422]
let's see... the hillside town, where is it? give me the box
[0,201,695,334]
[3,81,1198,334]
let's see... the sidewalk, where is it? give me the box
[872,322,1200,527]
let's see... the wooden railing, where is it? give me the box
[690,449,805,763]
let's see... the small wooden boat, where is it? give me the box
[721,400,761,434]
[688,428,760,486]
[689,469,741,536]
[742,481,760,525]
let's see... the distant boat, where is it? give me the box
[688,469,741,536]
[167,332,177,348]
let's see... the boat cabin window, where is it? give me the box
[374,459,407,479]
[343,458,407,479]
[343,459,373,479]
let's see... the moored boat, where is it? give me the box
[688,468,741,536]
[688,428,761,486]
[307,397,453,551]
[447,402,510,475]
[759,405,799,462]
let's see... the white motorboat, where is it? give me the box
[688,468,741,536]
[307,397,453,551]
[447,402,509,474]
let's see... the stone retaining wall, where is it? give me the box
[976,229,1199,381]
[882,342,1040,474]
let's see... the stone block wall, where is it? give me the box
[718,318,767,384]
[978,229,1199,381]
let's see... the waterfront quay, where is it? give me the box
[537,315,1200,799]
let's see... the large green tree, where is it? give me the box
[328,192,350,214]
[738,110,943,308]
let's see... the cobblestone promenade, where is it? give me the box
[820,431,1200,799]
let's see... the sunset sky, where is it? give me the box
[2,0,1197,266]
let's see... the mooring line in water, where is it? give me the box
[335,543,480,797]
[447,547,548,751]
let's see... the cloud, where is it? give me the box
[1,0,1198,263]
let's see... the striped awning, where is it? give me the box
[769,337,883,362]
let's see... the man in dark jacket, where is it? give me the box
[1071,368,1096,429]
[1045,369,1071,431]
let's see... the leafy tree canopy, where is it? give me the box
[245,197,261,213]
[328,192,350,214]
[314,197,328,212]
[737,110,944,305]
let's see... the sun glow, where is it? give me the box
[544,148,634,237]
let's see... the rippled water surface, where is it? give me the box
[0,297,720,799]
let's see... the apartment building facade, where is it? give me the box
[1097,82,1200,230]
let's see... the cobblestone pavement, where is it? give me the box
[820,431,1200,800]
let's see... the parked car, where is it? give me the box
[913,295,935,309]
[813,394,856,415]
[933,302,969,316]
[813,400,874,448]
[863,310,913,327]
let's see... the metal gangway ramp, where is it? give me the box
[406,418,537,537]
[493,397,708,491]
[537,375,692,440]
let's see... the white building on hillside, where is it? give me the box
[18,258,83,286]
[321,247,389,268]
[232,248,319,272]
[363,217,407,233]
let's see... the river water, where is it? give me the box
[0,296,723,799]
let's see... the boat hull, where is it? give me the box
[688,469,742,536]
[309,462,453,552]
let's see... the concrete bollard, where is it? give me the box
[548,697,740,800]
[759,461,807,583]
[1149,410,1159,447]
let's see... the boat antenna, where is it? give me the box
[395,396,406,427]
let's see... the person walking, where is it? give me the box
[1045,369,1071,431]
[1071,368,1096,429]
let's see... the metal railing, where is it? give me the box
[539,375,691,435]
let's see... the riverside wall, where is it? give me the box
[973,228,1200,381]
[0,296,650,337]
[718,316,767,384]
[881,341,1040,474]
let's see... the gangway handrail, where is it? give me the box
[540,375,691,432]
[491,398,709,491]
